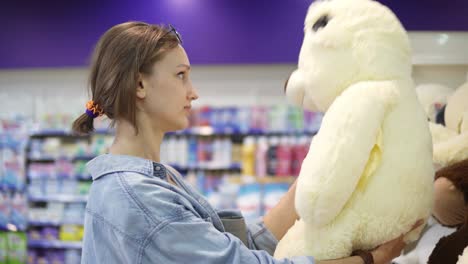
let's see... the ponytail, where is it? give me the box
[72,113,95,135]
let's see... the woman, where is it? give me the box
[73,21,419,264]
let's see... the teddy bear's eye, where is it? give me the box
[312,14,330,32]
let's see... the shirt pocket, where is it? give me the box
[217,211,248,246]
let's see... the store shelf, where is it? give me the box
[228,176,297,184]
[0,184,26,192]
[29,128,318,138]
[28,240,82,249]
[26,175,92,181]
[170,163,242,171]
[0,223,23,232]
[28,194,88,203]
[76,174,92,180]
[27,155,97,163]
[167,127,319,136]
[27,157,55,163]
[30,129,112,138]
[73,155,97,161]
[28,220,84,227]
[29,131,88,139]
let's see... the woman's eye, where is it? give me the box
[177,72,185,79]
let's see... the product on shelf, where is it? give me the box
[291,136,311,177]
[187,105,322,134]
[59,225,83,242]
[0,232,7,262]
[161,135,236,170]
[1,116,29,192]
[0,192,10,229]
[236,183,262,223]
[62,204,85,225]
[266,136,279,176]
[241,137,256,176]
[9,193,28,231]
[5,231,27,264]
[25,131,95,263]
[0,117,29,254]
[255,136,268,178]
[276,136,293,177]
[28,248,80,264]
[263,183,290,214]
[42,227,59,241]
[250,106,269,132]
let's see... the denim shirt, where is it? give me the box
[81,154,314,264]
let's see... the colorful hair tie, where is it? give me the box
[85,100,104,119]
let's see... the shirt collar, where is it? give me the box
[86,154,166,180]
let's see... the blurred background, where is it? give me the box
[0,0,467,263]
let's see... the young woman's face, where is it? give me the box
[138,45,198,132]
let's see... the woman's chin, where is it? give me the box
[171,118,190,132]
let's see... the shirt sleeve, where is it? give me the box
[247,219,280,255]
[140,211,314,264]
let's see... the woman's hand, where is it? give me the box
[370,219,425,263]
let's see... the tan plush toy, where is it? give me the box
[428,77,468,264]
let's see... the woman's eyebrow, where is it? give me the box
[177,64,191,70]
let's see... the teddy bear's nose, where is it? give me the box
[284,76,290,93]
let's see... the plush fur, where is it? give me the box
[274,0,433,260]
[415,83,453,123]
[431,78,468,167]
[457,247,468,264]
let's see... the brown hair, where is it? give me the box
[72,21,180,134]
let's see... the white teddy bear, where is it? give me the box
[429,77,468,167]
[275,0,434,260]
[415,83,453,123]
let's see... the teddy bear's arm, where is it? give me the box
[433,133,468,167]
[295,81,399,227]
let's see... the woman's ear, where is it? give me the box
[136,74,146,99]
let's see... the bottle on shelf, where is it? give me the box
[291,135,311,177]
[255,136,269,178]
[276,136,292,177]
[167,136,177,166]
[176,136,188,168]
[266,136,279,176]
[212,136,223,168]
[187,136,198,168]
[241,137,256,177]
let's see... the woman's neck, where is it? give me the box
[109,119,164,163]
